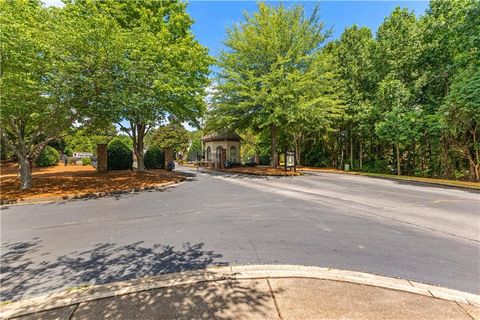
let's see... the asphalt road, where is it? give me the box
[1,167,479,301]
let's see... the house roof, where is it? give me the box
[202,132,241,142]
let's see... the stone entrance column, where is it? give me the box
[96,144,108,173]
[164,148,173,170]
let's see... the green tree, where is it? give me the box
[441,67,480,180]
[375,78,418,175]
[0,1,70,189]
[187,130,203,162]
[211,3,331,168]
[333,25,375,170]
[147,123,190,154]
[107,1,211,171]
[59,0,211,171]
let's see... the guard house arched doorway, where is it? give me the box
[215,146,224,168]
[206,146,211,161]
[230,146,237,162]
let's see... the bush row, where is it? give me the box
[36,146,60,167]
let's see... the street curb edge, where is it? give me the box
[1,264,478,319]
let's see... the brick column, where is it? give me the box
[164,148,172,170]
[97,144,108,173]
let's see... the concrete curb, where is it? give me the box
[0,178,185,207]
[1,264,478,319]
[300,169,480,191]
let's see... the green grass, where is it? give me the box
[0,300,12,307]
[350,171,480,189]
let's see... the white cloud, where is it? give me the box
[43,0,64,7]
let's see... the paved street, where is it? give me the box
[1,167,479,301]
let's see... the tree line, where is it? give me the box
[1,0,211,189]
[208,1,479,180]
[2,0,479,192]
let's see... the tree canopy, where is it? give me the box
[209,3,342,167]
[1,0,211,189]
[209,1,479,180]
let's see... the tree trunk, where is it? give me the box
[350,132,353,169]
[19,156,32,190]
[359,140,363,171]
[270,124,277,168]
[396,143,401,176]
[295,139,301,166]
[466,143,479,181]
[472,125,479,181]
[339,149,344,170]
[131,123,147,171]
[136,149,145,171]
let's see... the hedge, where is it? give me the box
[82,157,92,166]
[36,146,60,167]
[107,138,133,170]
[144,146,164,169]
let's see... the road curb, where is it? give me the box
[1,264,478,319]
[300,169,480,191]
[0,178,185,207]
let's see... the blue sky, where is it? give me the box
[187,1,428,57]
[45,1,429,57]
[43,0,429,131]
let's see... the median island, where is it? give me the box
[0,162,185,205]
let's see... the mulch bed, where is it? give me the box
[0,162,185,203]
[223,166,302,176]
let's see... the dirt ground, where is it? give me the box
[0,162,185,203]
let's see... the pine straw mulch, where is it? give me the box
[0,162,185,203]
[223,166,302,176]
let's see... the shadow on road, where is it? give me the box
[1,240,224,301]
[1,240,278,319]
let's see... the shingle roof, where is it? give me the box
[202,132,241,142]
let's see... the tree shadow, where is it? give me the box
[1,240,227,301]
[2,240,280,319]
[68,277,278,320]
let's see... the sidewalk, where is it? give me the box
[2,265,479,320]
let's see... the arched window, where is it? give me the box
[206,146,211,161]
[216,146,223,160]
[230,146,236,162]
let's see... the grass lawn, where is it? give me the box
[299,166,480,190]
[0,162,185,204]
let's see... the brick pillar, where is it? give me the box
[164,148,172,170]
[97,144,108,173]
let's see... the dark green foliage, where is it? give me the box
[187,130,203,162]
[64,147,73,157]
[48,139,67,152]
[82,157,92,166]
[258,154,271,166]
[35,146,60,167]
[107,138,132,170]
[144,146,164,169]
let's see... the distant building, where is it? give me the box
[202,133,241,168]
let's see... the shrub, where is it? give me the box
[107,138,133,170]
[36,146,60,167]
[258,154,270,166]
[144,146,164,169]
[64,147,73,157]
[82,157,92,166]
